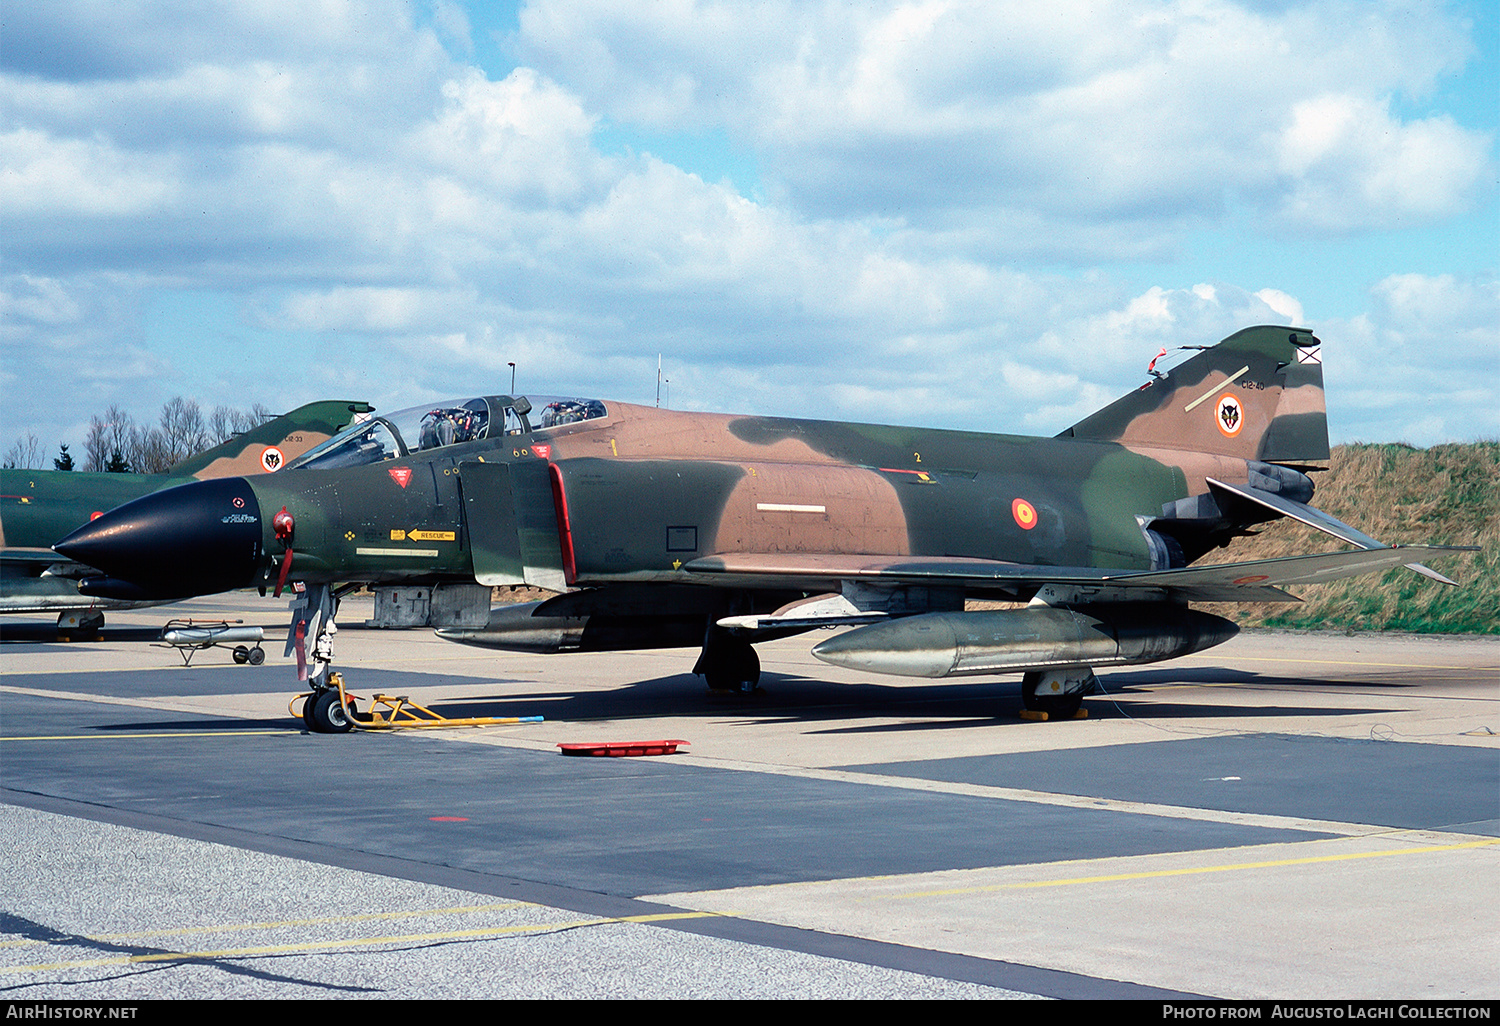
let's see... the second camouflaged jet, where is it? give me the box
[57,327,1471,731]
[1,401,370,631]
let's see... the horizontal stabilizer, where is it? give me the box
[1123,545,1474,590]
[1395,563,1459,587]
[1207,478,1461,585]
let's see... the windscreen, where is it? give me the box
[283,418,402,471]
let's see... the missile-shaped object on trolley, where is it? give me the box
[810,605,1239,679]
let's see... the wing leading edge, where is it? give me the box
[685,544,1474,606]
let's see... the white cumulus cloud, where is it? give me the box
[0,1,1492,453]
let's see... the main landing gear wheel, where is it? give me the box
[702,639,761,694]
[57,610,105,640]
[1020,669,1095,720]
[308,689,355,734]
[60,611,105,632]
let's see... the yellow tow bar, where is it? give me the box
[291,673,543,731]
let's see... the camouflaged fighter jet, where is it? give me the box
[2,401,371,631]
[55,327,1471,731]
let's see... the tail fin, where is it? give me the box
[171,401,373,478]
[1058,325,1329,463]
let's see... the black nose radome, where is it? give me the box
[55,478,264,600]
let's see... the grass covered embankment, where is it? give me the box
[1199,441,1498,634]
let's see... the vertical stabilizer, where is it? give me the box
[171,401,372,478]
[1058,326,1329,463]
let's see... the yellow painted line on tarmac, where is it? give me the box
[871,837,1500,901]
[0,684,302,732]
[0,651,512,675]
[3,911,728,973]
[0,903,535,949]
[0,665,179,677]
[0,656,507,676]
[1179,654,1498,672]
[2,730,295,741]
[615,912,726,924]
[1,682,242,706]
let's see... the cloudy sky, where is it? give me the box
[3,1,1495,460]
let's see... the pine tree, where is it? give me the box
[53,444,75,471]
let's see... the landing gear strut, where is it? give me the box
[1020,667,1096,720]
[695,628,761,693]
[287,583,356,733]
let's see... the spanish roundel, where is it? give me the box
[1012,498,1038,530]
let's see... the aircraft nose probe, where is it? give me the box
[54,477,265,600]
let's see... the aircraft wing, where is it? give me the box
[2,547,72,569]
[683,552,1154,594]
[684,544,1474,606]
[0,548,144,615]
[0,548,96,580]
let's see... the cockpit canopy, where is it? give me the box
[283,395,607,471]
[535,397,607,429]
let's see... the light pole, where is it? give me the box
[508,362,516,394]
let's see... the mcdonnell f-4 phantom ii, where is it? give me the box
[1,401,370,632]
[56,327,1471,731]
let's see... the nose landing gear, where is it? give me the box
[287,583,353,733]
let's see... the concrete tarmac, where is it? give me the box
[1,595,1496,999]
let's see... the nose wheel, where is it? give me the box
[300,676,359,733]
